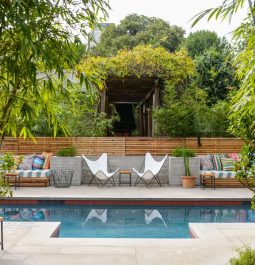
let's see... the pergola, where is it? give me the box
[100,77,161,136]
[79,46,194,136]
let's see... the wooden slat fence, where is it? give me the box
[1,137,244,156]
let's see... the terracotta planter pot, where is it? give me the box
[182,176,196,188]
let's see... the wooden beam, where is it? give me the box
[139,88,154,106]
[100,89,106,112]
[139,104,143,135]
[147,108,152,137]
[153,85,160,108]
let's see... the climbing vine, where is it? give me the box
[78,45,195,87]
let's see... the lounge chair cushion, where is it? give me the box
[220,157,235,171]
[42,151,53,169]
[15,169,51,178]
[199,155,214,170]
[18,154,34,170]
[228,153,240,162]
[201,170,236,178]
[212,154,227,171]
[32,155,45,170]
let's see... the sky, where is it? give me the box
[106,0,248,39]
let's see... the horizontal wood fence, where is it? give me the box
[1,137,244,156]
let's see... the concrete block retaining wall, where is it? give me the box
[168,157,200,185]
[51,156,82,186]
[50,156,201,186]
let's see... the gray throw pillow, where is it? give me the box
[199,155,214,170]
[18,154,34,170]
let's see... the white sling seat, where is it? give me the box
[144,209,167,228]
[82,209,107,226]
[82,153,118,187]
[133,153,167,187]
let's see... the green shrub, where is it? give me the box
[57,146,76,157]
[0,175,13,197]
[0,153,14,197]
[153,84,209,137]
[172,147,195,158]
[2,153,15,172]
[230,246,255,265]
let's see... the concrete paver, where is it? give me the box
[23,254,136,265]
[1,222,255,265]
[11,186,253,200]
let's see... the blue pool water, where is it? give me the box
[1,204,255,238]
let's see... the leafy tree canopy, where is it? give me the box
[92,14,185,56]
[153,82,231,137]
[79,45,195,87]
[194,46,239,103]
[191,0,255,142]
[30,86,120,137]
[183,30,239,103]
[184,30,222,58]
[0,0,109,147]
[192,0,255,205]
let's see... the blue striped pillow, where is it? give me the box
[32,155,44,170]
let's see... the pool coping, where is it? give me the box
[0,197,251,206]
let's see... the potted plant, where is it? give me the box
[172,147,197,188]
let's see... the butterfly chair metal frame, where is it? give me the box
[133,153,167,188]
[82,153,118,188]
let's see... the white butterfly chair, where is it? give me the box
[133,153,167,187]
[82,209,107,226]
[144,209,167,228]
[82,153,118,187]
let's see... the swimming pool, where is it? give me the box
[1,204,255,238]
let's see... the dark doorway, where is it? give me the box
[114,103,136,136]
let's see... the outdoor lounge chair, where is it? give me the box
[82,153,118,187]
[133,153,167,187]
[144,209,167,228]
[82,209,107,226]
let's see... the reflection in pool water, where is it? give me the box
[1,205,255,238]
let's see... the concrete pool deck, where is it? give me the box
[9,186,254,200]
[1,222,255,265]
[1,186,255,265]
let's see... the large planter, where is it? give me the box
[51,156,82,186]
[168,157,200,186]
[182,176,197,188]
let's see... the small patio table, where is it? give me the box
[4,173,20,190]
[52,169,74,188]
[119,170,132,186]
[200,173,215,190]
